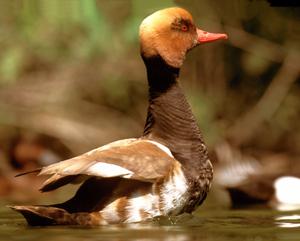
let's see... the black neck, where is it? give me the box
[142,55,210,174]
[143,56,179,99]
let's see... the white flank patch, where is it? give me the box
[145,140,173,157]
[85,162,133,178]
[274,176,300,205]
[100,200,120,223]
[160,166,189,215]
[125,193,158,223]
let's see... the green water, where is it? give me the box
[1,201,300,241]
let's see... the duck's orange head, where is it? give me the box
[140,7,228,68]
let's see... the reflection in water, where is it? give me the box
[276,215,300,228]
[2,204,300,241]
[277,222,300,228]
[101,224,192,241]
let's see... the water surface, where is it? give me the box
[1,200,300,241]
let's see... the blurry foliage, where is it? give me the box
[0,0,299,168]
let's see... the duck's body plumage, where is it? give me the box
[11,7,227,226]
[12,138,209,225]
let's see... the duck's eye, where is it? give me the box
[181,25,188,32]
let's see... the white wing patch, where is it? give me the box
[39,138,138,176]
[38,138,174,189]
[85,162,133,178]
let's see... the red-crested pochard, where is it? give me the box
[11,7,227,226]
[215,143,300,209]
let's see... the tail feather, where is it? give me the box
[9,205,61,226]
[39,175,80,192]
[9,205,102,226]
[15,169,42,177]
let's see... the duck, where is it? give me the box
[214,141,300,209]
[10,7,227,226]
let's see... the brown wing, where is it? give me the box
[39,138,176,192]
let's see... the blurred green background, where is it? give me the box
[0,0,299,194]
